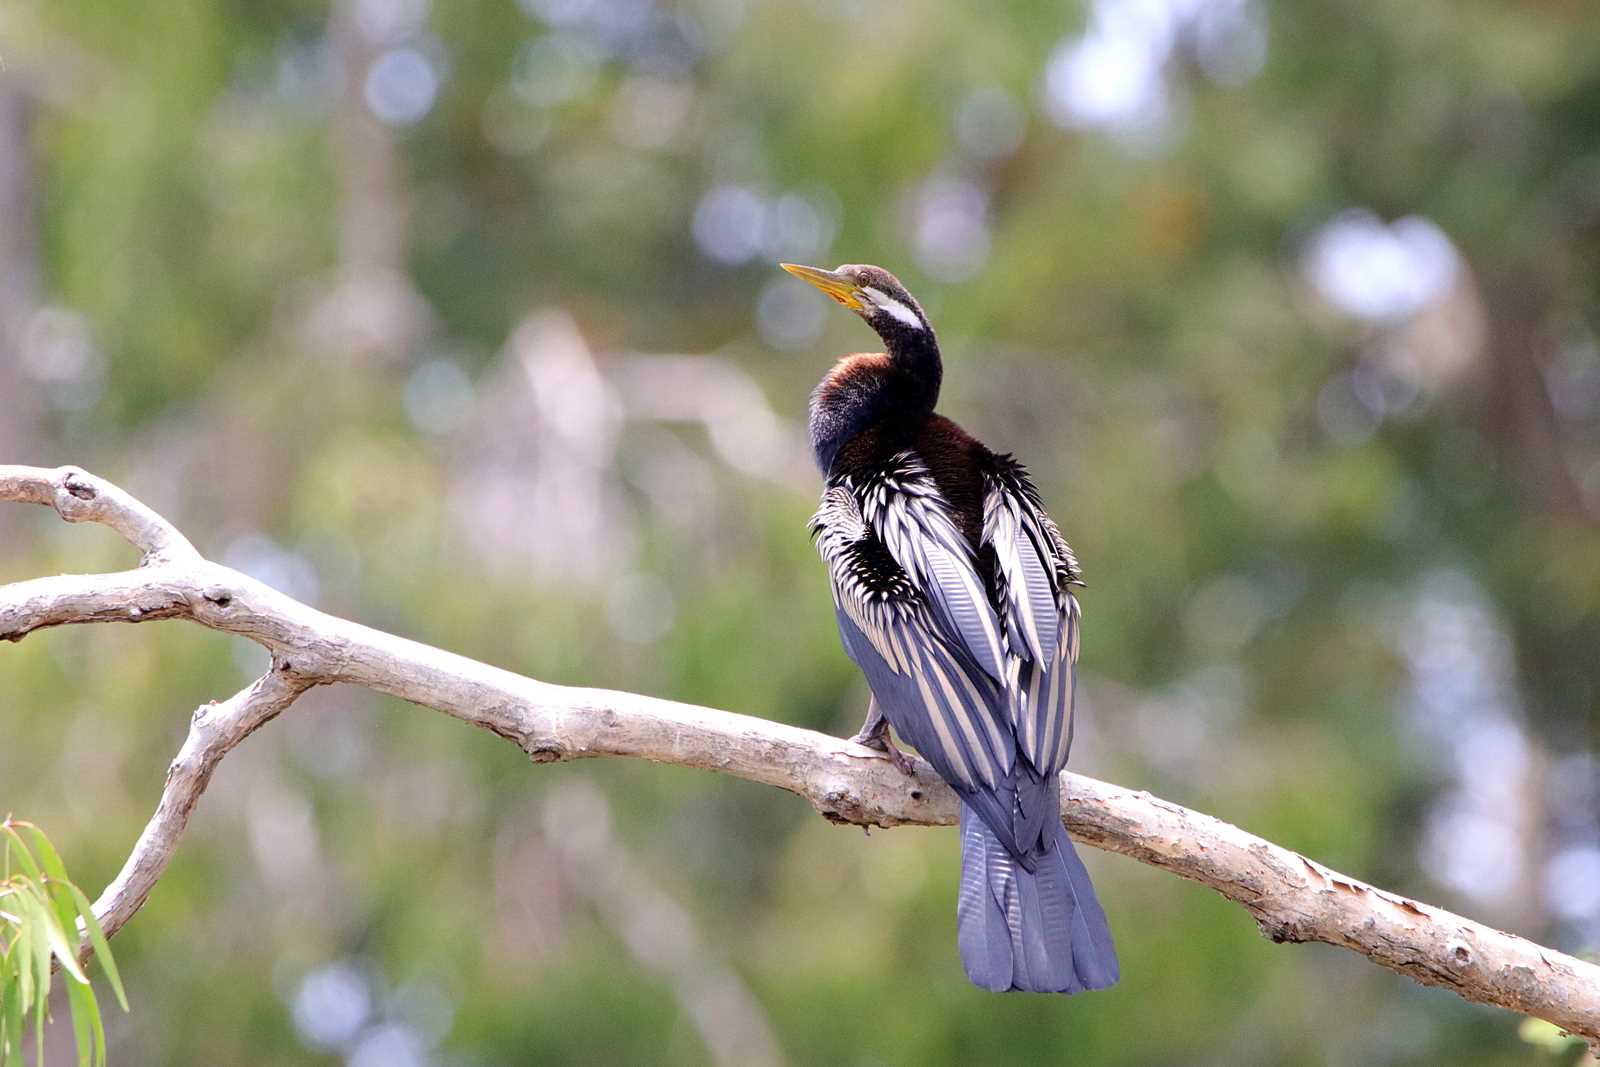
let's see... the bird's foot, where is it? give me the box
[849,724,917,777]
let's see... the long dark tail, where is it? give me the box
[956,804,1119,993]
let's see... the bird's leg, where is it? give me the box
[849,697,916,777]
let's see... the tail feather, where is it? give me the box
[956,805,1118,993]
[957,811,1015,991]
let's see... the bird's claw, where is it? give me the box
[850,727,917,777]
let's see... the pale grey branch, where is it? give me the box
[2,463,1597,1046]
[1,465,198,565]
[86,665,314,948]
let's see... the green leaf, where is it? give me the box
[12,908,33,1016]
[22,830,67,890]
[64,972,104,1067]
[0,824,126,1066]
[64,977,92,1067]
[23,895,52,1008]
[0,832,41,888]
[24,831,79,956]
[31,952,44,1067]
[2,961,22,1062]
[85,986,106,1067]
[64,887,125,1013]
[40,908,88,987]
[9,889,53,1067]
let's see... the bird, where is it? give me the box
[781,261,1119,994]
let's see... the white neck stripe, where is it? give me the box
[863,287,924,330]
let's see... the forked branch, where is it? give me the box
[2,464,1596,1044]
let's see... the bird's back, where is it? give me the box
[834,412,990,550]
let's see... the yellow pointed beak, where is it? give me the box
[780,262,865,312]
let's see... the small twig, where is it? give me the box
[0,466,198,565]
[84,664,314,951]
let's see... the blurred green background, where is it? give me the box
[2,0,1599,1063]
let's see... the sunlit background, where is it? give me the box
[2,0,1598,1063]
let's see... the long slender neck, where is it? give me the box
[875,316,942,412]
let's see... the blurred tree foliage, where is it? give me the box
[1,0,1598,1063]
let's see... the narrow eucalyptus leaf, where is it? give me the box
[65,887,125,1012]
[64,977,94,1067]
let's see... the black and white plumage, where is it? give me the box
[784,261,1118,994]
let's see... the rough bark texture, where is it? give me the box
[2,464,1596,1045]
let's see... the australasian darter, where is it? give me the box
[782,261,1119,994]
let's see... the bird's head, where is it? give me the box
[780,262,931,339]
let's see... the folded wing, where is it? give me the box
[811,478,1019,849]
[981,454,1083,777]
[811,451,1087,854]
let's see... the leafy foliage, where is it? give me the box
[0,820,127,1067]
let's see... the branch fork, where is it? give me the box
[1,464,1596,1045]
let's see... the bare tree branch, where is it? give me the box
[89,665,314,945]
[0,465,198,564]
[3,463,1597,1045]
